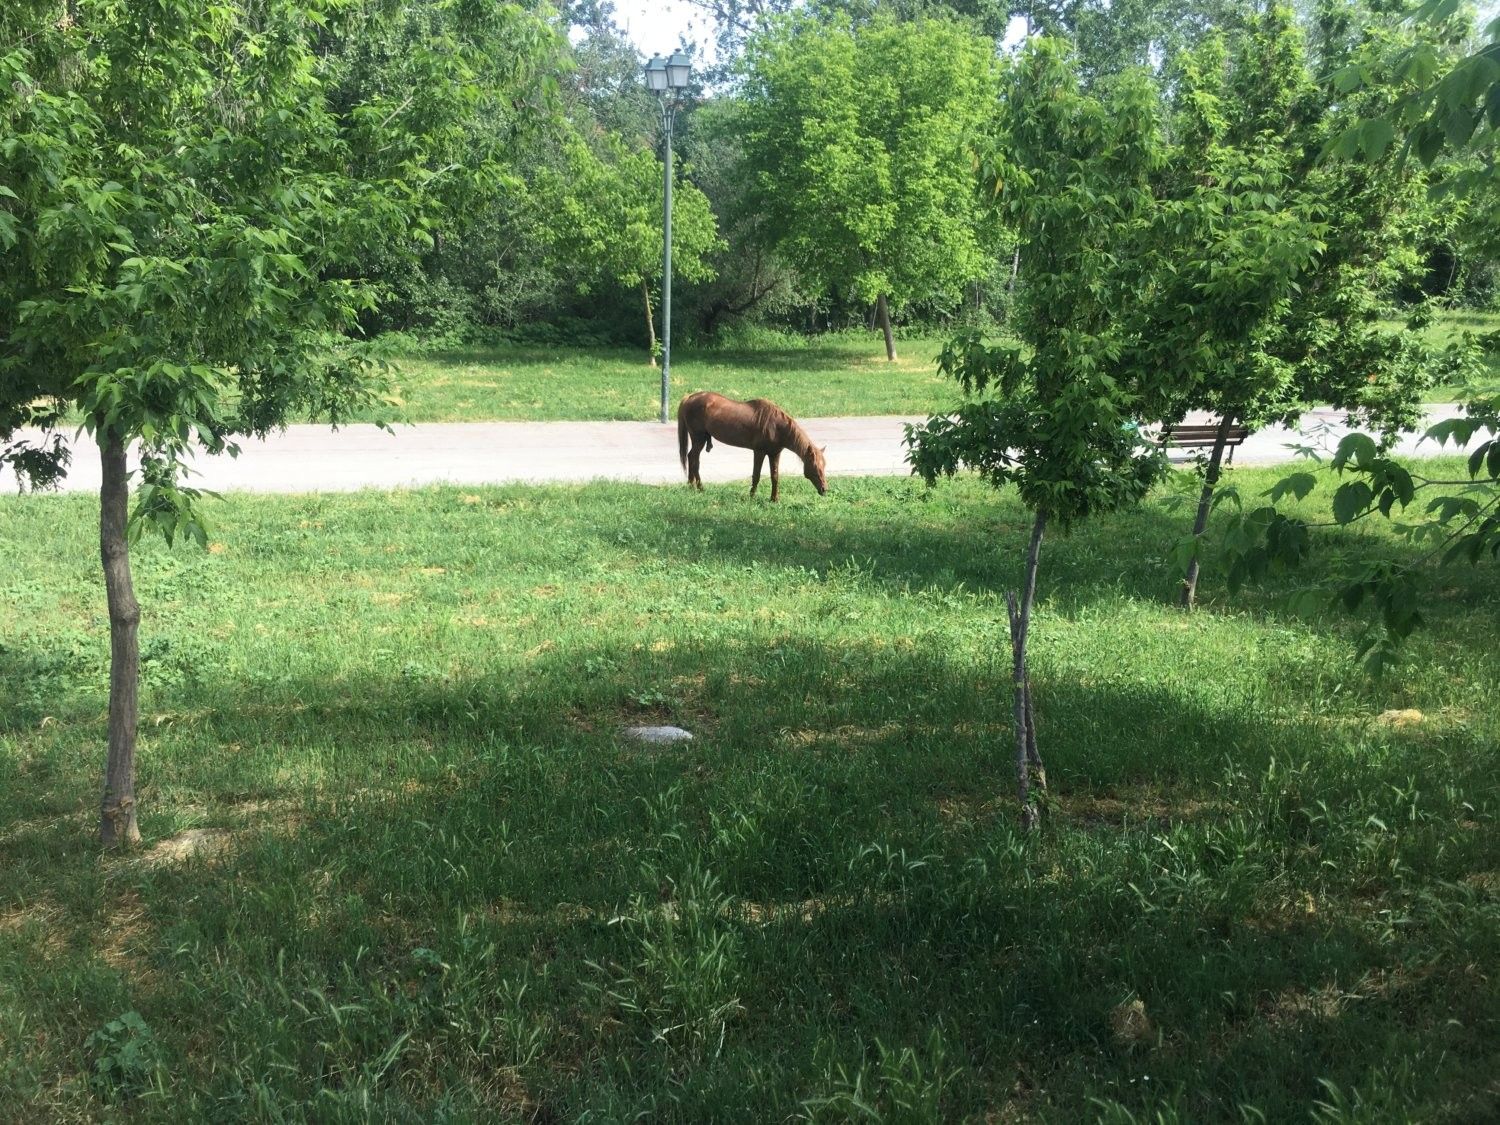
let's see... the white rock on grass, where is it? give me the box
[623,725,694,746]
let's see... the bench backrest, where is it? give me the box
[1158,424,1250,445]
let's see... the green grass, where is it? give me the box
[377,332,955,423]
[378,311,1500,424]
[2,467,1497,1120]
[1380,308,1500,402]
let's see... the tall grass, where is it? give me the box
[1,468,1496,1120]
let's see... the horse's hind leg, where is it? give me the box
[688,434,707,490]
[750,449,765,496]
[769,449,781,502]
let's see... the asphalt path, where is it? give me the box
[0,405,1470,496]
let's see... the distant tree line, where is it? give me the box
[354,0,1499,355]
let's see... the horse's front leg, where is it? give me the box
[769,449,781,502]
[750,449,764,496]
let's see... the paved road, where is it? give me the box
[0,406,1470,495]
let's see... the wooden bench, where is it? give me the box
[1141,420,1251,463]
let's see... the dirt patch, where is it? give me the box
[1376,708,1425,730]
[143,828,233,866]
[1065,790,1221,827]
[1110,998,1154,1046]
[487,899,595,927]
[0,898,67,958]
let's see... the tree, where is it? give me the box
[1329,0,1499,247]
[679,96,806,337]
[906,40,1170,828]
[736,14,998,360]
[307,0,566,339]
[1128,5,1444,608]
[0,0,551,845]
[1014,0,1247,79]
[1212,1,1499,669]
[537,128,721,364]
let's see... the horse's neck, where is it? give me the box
[780,418,812,461]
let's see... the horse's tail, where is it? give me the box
[678,406,689,475]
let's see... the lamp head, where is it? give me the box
[644,55,668,93]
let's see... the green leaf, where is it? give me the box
[1331,66,1363,94]
[1332,481,1373,524]
[1285,588,1326,617]
[1267,472,1317,503]
[1360,119,1396,160]
[1327,124,1364,160]
[1333,433,1377,470]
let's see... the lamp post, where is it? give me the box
[644,51,691,423]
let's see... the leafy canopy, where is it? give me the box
[538,128,722,298]
[736,13,998,312]
[907,37,1169,526]
[0,0,553,534]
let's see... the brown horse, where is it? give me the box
[677,392,827,500]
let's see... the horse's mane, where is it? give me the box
[750,398,817,460]
[751,398,797,432]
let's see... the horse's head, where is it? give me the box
[804,445,828,495]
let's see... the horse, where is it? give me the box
[676,392,827,501]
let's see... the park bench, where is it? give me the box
[1141,419,1251,463]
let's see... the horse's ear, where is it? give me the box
[820,445,827,454]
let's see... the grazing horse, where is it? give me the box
[677,392,827,501]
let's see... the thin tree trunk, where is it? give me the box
[1180,414,1237,610]
[1023,677,1044,791]
[642,279,657,368]
[876,293,896,361]
[1007,510,1048,831]
[1007,245,1021,296]
[99,431,141,847]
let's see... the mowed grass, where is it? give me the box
[378,310,1499,423]
[1380,308,1500,402]
[377,333,954,423]
[1,468,1498,1120]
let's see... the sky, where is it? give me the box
[607,3,1497,69]
[608,1,1030,65]
[613,0,718,61]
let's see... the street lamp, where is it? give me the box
[644,51,692,423]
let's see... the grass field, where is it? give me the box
[376,312,1500,424]
[2,467,1497,1120]
[379,332,953,423]
[1387,309,1500,403]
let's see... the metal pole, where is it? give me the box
[660,103,674,424]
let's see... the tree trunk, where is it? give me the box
[1006,510,1048,832]
[1007,245,1021,296]
[1180,414,1237,610]
[876,293,896,361]
[99,431,141,847]
[642,279,658,368]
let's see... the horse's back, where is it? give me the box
[679,391,782,448]
[677,390,728,421]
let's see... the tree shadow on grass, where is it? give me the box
[576,478,1500,647]
[2,631,1494,1118]
[8,625,1489,869]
